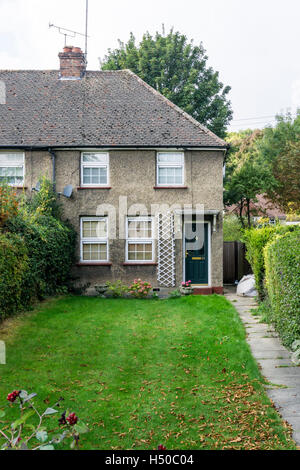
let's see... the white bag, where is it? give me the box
[236,274,257,297]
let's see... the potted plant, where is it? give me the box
[180,280,193,295]
[95,284,108,297]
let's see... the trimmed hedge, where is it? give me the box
[243,225,298,300]
[0,233,29,321]
[0,179,76,321]
[264,231,300,347]
[6,213,76,305]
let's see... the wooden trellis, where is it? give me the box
[157,212,176,287]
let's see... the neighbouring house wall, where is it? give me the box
[24,150,53,189]
[21,149,224,290]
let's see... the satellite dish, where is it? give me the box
[63,185,73,198]
[31,181,41,192]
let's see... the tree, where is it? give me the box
[272,140,300,212]
[101,29,232,138]
[224,130,277,227]
[259,113,300,211]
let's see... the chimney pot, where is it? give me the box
[58,46,86,79]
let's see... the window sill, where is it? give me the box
[76,262,112,266]
[123,262,157,266]
[77,186,111,190]
[9,186,27,189]
[153,186,188,189]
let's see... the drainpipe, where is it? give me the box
[213,214,217,232]
[223,147,229,179]
[48,148,56,191]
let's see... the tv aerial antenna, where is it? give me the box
[49,0,89,61]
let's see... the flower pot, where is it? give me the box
[180,287,194,295]
[95,284,108,296]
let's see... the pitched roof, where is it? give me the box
[0,69,227,148]
[226,194,286,219]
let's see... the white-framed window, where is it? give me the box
[81,152,109,187]
[126,217,154,263]
[156,152,184,186]
[0,152,25,186]
[80,217,109,263]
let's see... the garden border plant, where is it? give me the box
[0,232,29,320]
[264,230,300,348]
[0,178,76,321]
[129,279,152,298]
[96,279,154,299]
[243,223,300,348]
[242,223,298,300]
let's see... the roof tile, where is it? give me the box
[0,69,227,148]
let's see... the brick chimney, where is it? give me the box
[58,46,86,79]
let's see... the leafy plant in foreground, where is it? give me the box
[0,390,88,450]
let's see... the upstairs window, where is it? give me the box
[126,217,154,263]
[80,217,108,263]
[0,153,24,186]
[81,152,109,187]
[157,152,184,186]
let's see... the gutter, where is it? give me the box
[0,144,229,151]
[48,148,56,191]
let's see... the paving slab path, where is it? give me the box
[224,287,300,446]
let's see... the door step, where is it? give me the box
[193,287,223,295]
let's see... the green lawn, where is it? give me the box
[0,295,296,450]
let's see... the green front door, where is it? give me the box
[185,223,209,285]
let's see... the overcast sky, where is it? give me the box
[1,0,300,131]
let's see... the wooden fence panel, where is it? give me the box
[223,241,251,284]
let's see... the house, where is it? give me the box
[0,46,228,294]
[225,194,287,224]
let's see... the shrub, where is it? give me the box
[0,178,76,319]
[264,230,300,347]
[105,280,128,298]
[168,289,182,299]
[243,224,297,300]
[254,298,273,324]
[223,215,244,241]
[0,233,28,321]
[6,212,76,302]
[129,279,152,298]
[28,176,62,219]
[0,184,19,227]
